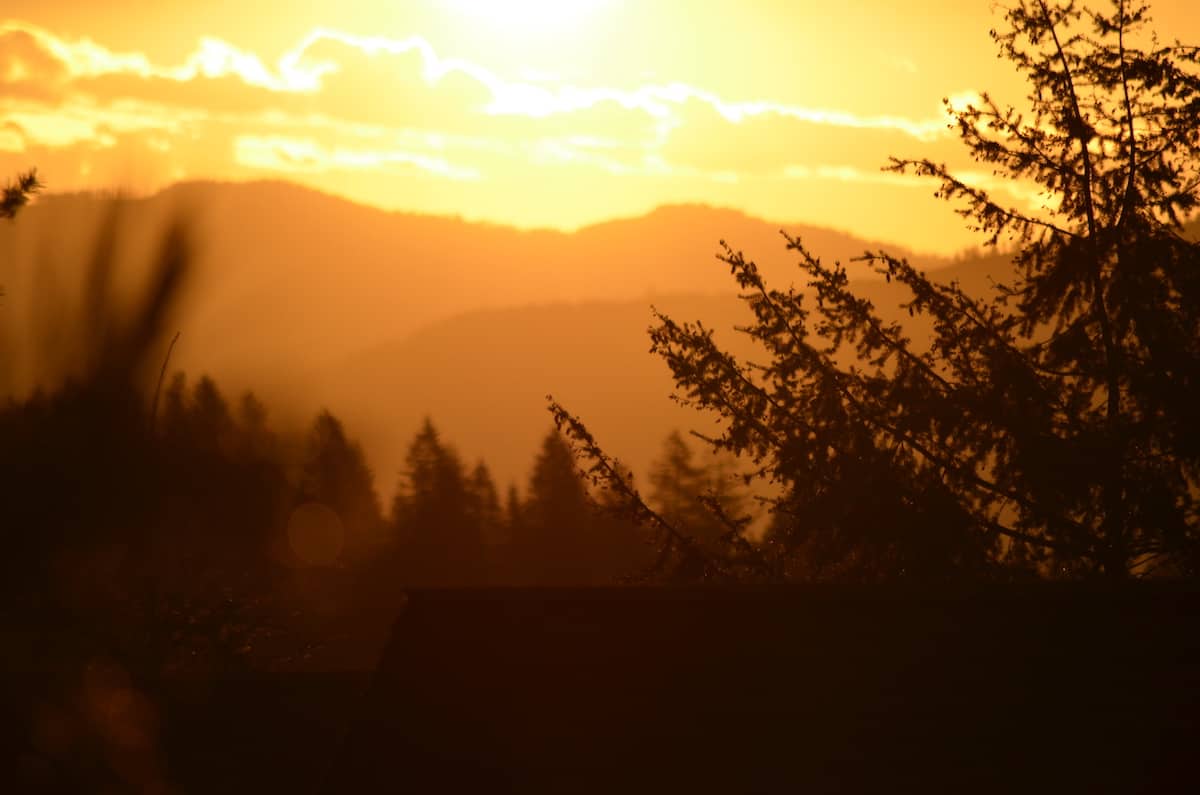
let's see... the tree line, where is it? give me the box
[1,346,742,670]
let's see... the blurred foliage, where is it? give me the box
[1,200,670,692]
[1,169,40,221]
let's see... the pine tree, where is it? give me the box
[554,0,1200,581]
[513,429,657,584]
[0,169,40,220]
[160,372,190,442]
[648,431,706,526]
[390,419,484,584]
[192,376,234,452]
[516,429,598,584]
[591,459,657,581]
[300,410,384,560]
[880,0,1200,577]
[647,430,742,549]
[466,461,504,547]
[504,483,524,538]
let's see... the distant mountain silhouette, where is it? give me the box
[0,180,952,380]
[310,252,1009,497]
[0,179,1028,494]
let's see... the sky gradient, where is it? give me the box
[3,0,1198,252]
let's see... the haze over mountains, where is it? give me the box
[1,180,1008,495]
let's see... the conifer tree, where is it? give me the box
[192,376,233,451]
[466,461,504,547]
[648,431,706,526]
[0,169,40,221]
[300,410,384,559]
[591,459,657,581]
[391,419,483,584]
[504,483,524,538]
[516,430,600,584]
[555,0,1200,580]
[514,430,657,583]
[1,170,41,296]
[647,430,745,550]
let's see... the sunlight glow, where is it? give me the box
[8,0,1141,253]
[440,0,609,37]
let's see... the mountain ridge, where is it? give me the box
[31,178,954,260]
[1,178,961,390]
[0,178,1017,496]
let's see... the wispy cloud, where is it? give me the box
[234,134,480,179]
[1,21,329,91]
[0,18,988,251]
[1,20,958,137]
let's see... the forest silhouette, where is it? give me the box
[4,1,1200,791]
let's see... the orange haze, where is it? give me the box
[4,1,1197,253]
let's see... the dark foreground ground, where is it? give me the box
[8,584,1200,793]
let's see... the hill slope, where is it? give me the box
[313,252,1013,495]
[1,179,1011,493]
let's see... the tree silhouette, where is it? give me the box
[503,482,523,540]
[589,458,658,582]
[390,418,484,584]
[648,430,750,552]
[466,461,503,546]
[298,410,385,561]
[554,0,1200,581]
[512,428,656,584]
[513,430,592,583]
[1,169,40,221]
[648,432,706,526]
[1,170,42,302]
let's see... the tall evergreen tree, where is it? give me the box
[191,376,233,452]
[646,430,753,550]
[466,461,504,547]
[160,372,190,443]
[591,459,657,581]
[880,0,1200,578]
[515,429,649,584]
[554,0,1200,581]
[516,430,596,584]
[391,419,484,584]
[504,483,524,539]
[648,431,707,529]
[237,391,273,456]
[299,410,384,560]
[462,461,503,583]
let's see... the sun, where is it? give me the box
[440,0,609,37]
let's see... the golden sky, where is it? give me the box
[3,0,1198,253]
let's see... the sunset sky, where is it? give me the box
[3,0,1198,253]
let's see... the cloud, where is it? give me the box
[282,33,494,131]
[0,121,25,152]
[2,95,200,149]
[233,134,480,179]
[659,96,968,176]
[0,16,992,246]
[1,19,959,137]
[483,79,953,142]
[0,28,69,102]
[0,21,325,91]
